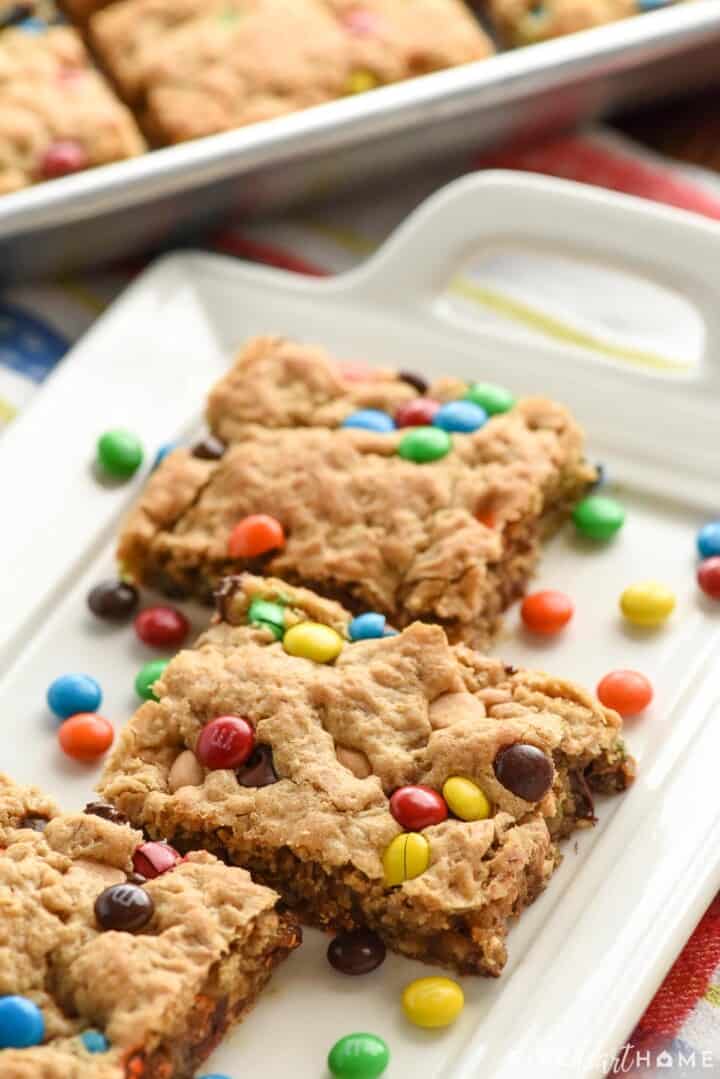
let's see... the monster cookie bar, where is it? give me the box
[0,23,144,193]
[89,0,492,144]
[486,0,634,46]
[99,575,633,976]
[0,773,300,1077]
[118,336,594,649]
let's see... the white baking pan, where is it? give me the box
[2,171,720,1078]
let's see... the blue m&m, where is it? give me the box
[152,442,177,470]
[0,996,45,1049]
[341,409,395,433]
[349,612,386,640]
[697,522,720,559]
[81,1030,109,1053]
[47,673,102,720]
[433,401,487,433]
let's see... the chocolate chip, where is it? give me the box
[569,769,596,822]
[236,744,278,788]
[19,816,49,832]
[87,580,139,621]
[327,930,386,975]
[504,664,518,676]
[95,882,154,932]
[126,872,147,886]
[493,743,554,802]
[397,370,429,395]
[191,435,226,460]
[214,576,242,622]
[84,801,129,826]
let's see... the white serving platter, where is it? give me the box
[2,171,720,1079]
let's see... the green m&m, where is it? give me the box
[248,597,286,639]
[464,382,515,415]
[97,429,144,478]
[134,659,170,701]
[572,494,625,541]
[397,426,451,463]
[328,1033,390,1079]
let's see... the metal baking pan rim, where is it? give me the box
[1,2,719,236]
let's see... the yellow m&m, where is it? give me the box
[382,833,429,887]
[283,622,344,663]
[442,777,491,821]
[619,581,676,627]
[402,977,465,1028]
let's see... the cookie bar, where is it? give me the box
[118,336,594,649]
[486,0,633,46]
[99,574,634,976]
[89,0,493,144]
[0,24,145,194]
[0,773,300,1078]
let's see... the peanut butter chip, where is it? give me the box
[336,745,372,779]
[429,691,486,730]
[168,749,204,792]
[68,859,126,886]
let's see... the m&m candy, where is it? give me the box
[80,1030,109,1053]
[494,743,554,802]
[394,398,440,428]
[620,581,675,627]
[0,995,45,1049]
[328,1033,389,1079]
[464,382,515,415]
[697,522,720,559]
[228,514,285,559]
[248,597,286,639]
[402,976,465,1028]
[389,785,447,831]
[134,659,170,701]
[397,426,451,463]
[47,673,102,720]
[132,841,182,879]
[433,400,487,433]
[196,716,254,770]
[87,579,139,621]
[520,590,574,635]
[341,409,395,433]
[572,495,625,541]
[596,670,653,717]
[382,832,430,886]
[41,140,87,180]
[327,930,386,975]
[134,605,190,649]
[348,612,386,640]
[697,557,720,600]
[96,429,143,478]
[58,714,114,762]
[283,622,344,663]
[152,442,177,470]
[442,776,491,821]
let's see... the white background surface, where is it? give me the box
[1,174,720,1078]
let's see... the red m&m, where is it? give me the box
[389,785,447,831]
[135,606,190,649]
[132,841,181,879]
[395,398,440,428]
[196,716,254,769]
[698,557,720,600]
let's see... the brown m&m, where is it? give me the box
[493,744,553,802]
[87,580,139,621]
[95,882,154,932]
[327,930,386,976]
